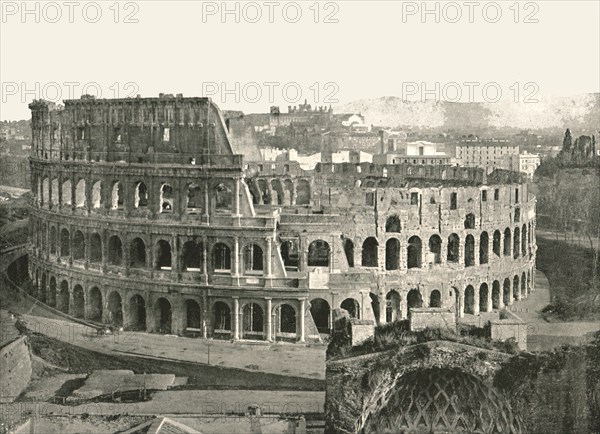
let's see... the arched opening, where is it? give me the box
[135,181,148,208]
[57,281,69,314]
[214,301,231,331]
[513,276,520,300]
[385,238,400,270]
[493,230,501,257]
[50,227,57,254]
[90,233,102,263]
[479,232,489,264]
[386,290,401,322]
[160,183,173,212]
[503,228,511,256]
[60,228,70,257]
[248,181,260,205]
[429,289,441,308]
[72,231,85,260]
[129,295,146,331]
[479,283,489,312]
[464,285,475,314]
[75,179,86,208]
[513,227,520,259]
[108,235,123,266]
[40,274,47,303]
[129,238,146,268]
[521,224,527,257]
[492,281,501,309]
[308,240,330,267]
[243,303,264,338]
[503,278,511,306]
[258,179,270,205]
[154,298,172,334]
[527,270,532,294]
[428,235,442,264]
[215,183,233,212]
[341,298,360,319]
[310,298,330,333]
[362,237,379,267]
[296,179,310,205]
[407,236,422,269]
[186,183,202,213]
[370,293,381,324]
[407,289,423,311]
[464,213,475,229]
[48,277,57,307]
[243,244,264,274]
[155,240,172,270]
[62,179,72,206]
[280,240,299,271]
[271,179,284,205]
[343,239,354,268]
[464,235,475,267]
[107,291,123,326]
[89,287,102,321]
[385,215,401,232]
[521,272,527,298]
[278,304,297,334]
[91,181,102,209]
[182,241,201,271]
[185,299,202,330]
[72,285,85,318]
[111,181,123,210]
[283,179,294,205]
[213,243,231,271]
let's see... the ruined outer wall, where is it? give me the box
[0,336,32,403]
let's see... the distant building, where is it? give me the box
[321,150,373,164]
[455,143,520,171]
[516,152,540,179]
[374,135,449,165]
[269,100,333,128]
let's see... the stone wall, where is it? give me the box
[349,320,375,346]
[0,336,32,403]
[409,308,456,332]
[490,309,527,351]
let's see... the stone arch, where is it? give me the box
[479,283,489,313]
[90,233,102,263]
[521,272,526,298]
[521,224,527,257]
[154,297,172,334]
[134,181,148,208]
[182,240,201,271]
[513,227,520,259]
[479,232,489,264]
[129,294,146,331]
[341,298,360,319]
[271,179,284,205]
[88,287,102,321]
[159,183,174,212]
[186,183,202,213]
[308,239,330,267]
[385,215,401,232]
[385,238,400,270]
[111,181,123,209]
[214,301,231,331]
[429,289,442,308]
[492,281,501,309]
[108,235,123,266]
[493,230,501,257]
[343,239,354,268]
[48,276,57,307]
[296,179,310,205]
[215,182,233,212]
[91,180,102,209]
[155,239,172,270]
[428,235,442,264]
[277,303,297,334]
[513,275,520,300]
[464,235,475,267]
[75,179,86,208]
[362,237,379,267]
[407,289,423,310]
[280,239,299,271]
[213,243,231,271]
[107,291,123,326]
[257,179,271,205]
[464,285,475,315]
[503,228,511,256]
[72,230,85,260]
[243,302,264,338]
[407,236,422,269]
[129,237,147,268]
[60,228,70,257]
[310,298,330,333]
[50,226,57,254]
[61,179,72,206]
[386,290,401,322]
[72,285,85,318]
[185,299,202,330]
[464,213,475,229]
[243,243,264,274]
[527,270,532,294]
[503,278,511,306]
[447,234,459,263]
[57,280,69,314]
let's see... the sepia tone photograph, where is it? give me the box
[0,1,599,433]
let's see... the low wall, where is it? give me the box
[490,310,527,351]
[349,320,375,346]
[0,335,32,403]
[409,308,456,332]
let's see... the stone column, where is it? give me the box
[473,237,479,267]
[439,240,445,265]
[473,287,480,315]
[202,290,208,338]
[234,178,241,217]
[266,298,273,341]
[298,298,306,342]
[202,238,208,284]
[266,237,273,277]
[400,295,408,320]
[487,286,493,312]
[458,289,465,318]
[507,283,513,306]
[378,292,386,325]
[203,181,210,224]
[233,297,239,340]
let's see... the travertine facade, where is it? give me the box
[27,96,537,342]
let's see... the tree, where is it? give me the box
[563,129,572,151]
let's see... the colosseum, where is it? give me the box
[26,94,537,342]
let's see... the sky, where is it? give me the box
[1,0,599,120]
